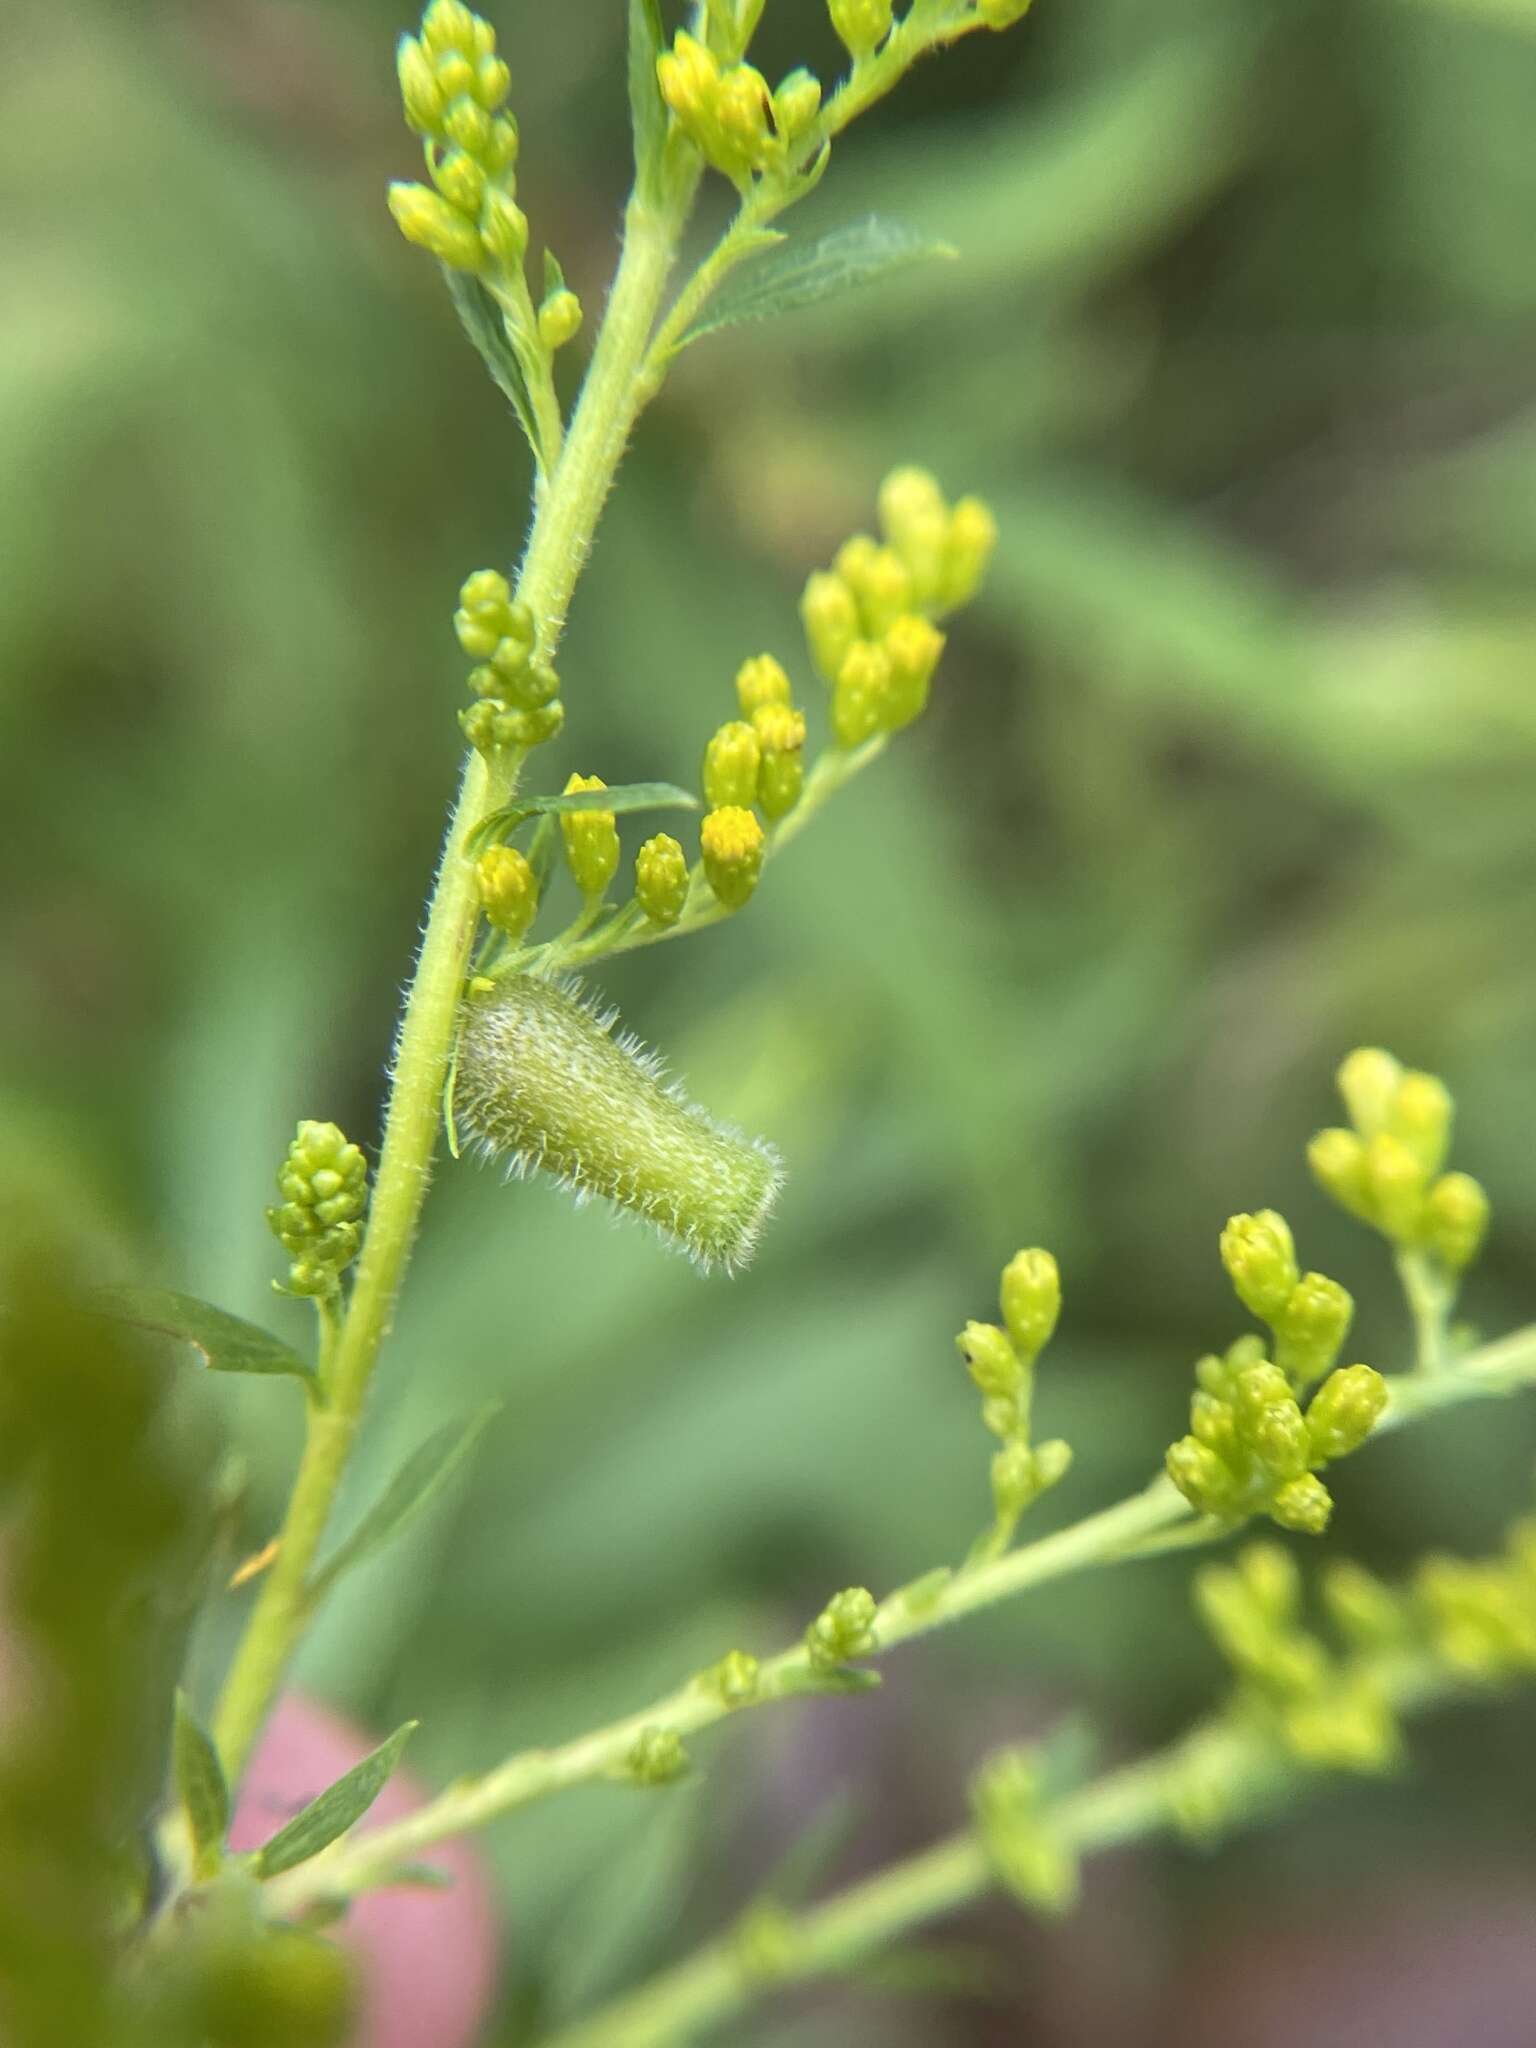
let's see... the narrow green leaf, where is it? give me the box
[254,1722,418,1879]
[310,1405,500,1601]
[682,216,958,345]
[627,0,669,200]
[442,269,546,467]
[89,1288,315,1385]
[467,781,699,856]
[172,1692,229,1879]
[543,248,565,299]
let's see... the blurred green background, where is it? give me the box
[6,0,1536,2039]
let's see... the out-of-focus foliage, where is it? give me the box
[4,0,1536,2039]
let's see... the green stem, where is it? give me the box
[1394,1247,1454,1373]
[211,176,698,1785]
[267,1320,1536,1909]
[538,1659,1448,2048]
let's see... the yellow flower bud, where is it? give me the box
[735,653,794,718]
[1269,1473,1332,1536]
[472,51,511,111]
[443,93,494,157]
[940,495,998,608]
[877,464,950,605]
[430,148,487,217]
[1423,1171,1490,1270]
[712,64,777,179]
[434,52,477,102]
[657,31,719,128]
[1389,1069,1453,1178]
[1307,1126,1372,1220]
[701,806,765,911]
[397,36,445,134]
[801,570,860,684]
[560,773,620,898]
[836,536,912,637]
[1336,1046,1403,1140]
[1364,1131,1427,1241]
[1219,1210,1299,1323]
[828,0,893,60]
[538,288,583,351]
[1273,1272,1352,1388]
[421,0,479,58]
[752,703,807,822]
[882,613,945,727]
[831,640,891,747]
[702,720,763,810]
[772,68,822,141]
[1305,1363,1387,1463]
[387,182,485,272]
[480,190,529,268]
[484,114,520,175]
[635,834,690,927]
[476,844,539,939]
[1000,1248,1060,1360]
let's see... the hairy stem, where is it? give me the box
[266,1318,1536,1908]
[212,178,697,1784]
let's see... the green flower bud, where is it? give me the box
[1190,1389,1238,1458]
[1322,1560,1406,1650]
[801,570,860,684]
[701,805,765,910]
[1032,1437,1073,1492]
[999,1247,1060,1360]
[1232,1359,1292,1423]
[699,1649,760,1707]
[752,703,807,822]
[940,495,998,608]
[476,843,539,940]
[421,0,479,57]
[772,68,822,141]
[712,64,777,179]
[702,720,763,810]
[1166,1435,1237,1517]
[397,36,445,134]
[1336,1045,1403,1139]
[433,52,477,103]
[627,1726,689,1785]
[805,1586,878,1669]
[1389,1069,1453,1177]
[538,287,583,351]
[267,1121,369,1298]
[1305,1363,1387,1463]
[387,182,484,272]
[1270,1473,1332,1536]
[828,0,894,60]
[560,774,620,897]
[957,1320,1022,1400]
[736,653,794,717]
[831,640,891,747]
[460,565,513,614]
[991,1440,1036,1520]
[1248,1398,1310,1482]
[1364,1131,1427,1241]
[430,148,487,217]
[1236,1541,1301,1626]
[1282,1674,1399,1774]
[469,698,563,751]
[195,1927,357,2048]
[881,613,945,728]
[877,465,950,606]
[1273,1272,1353,1388]
[1307,1126,1372,1220]
[635,834,691,927]
[1423,1170,1490,1270]
[1220,1210,1299,1323]
[971,1748,1078,1916]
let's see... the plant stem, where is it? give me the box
[267,1319,1536,1908]
[1394,1246,1453,1373]
[211,178,698,1785]
[538,1659,1448,2048]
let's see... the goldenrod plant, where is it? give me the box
[28,3,1536,2043]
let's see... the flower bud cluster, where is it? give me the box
[1219,1210,1353,1389]
[1195,1546,1401,1773]
[969,1746,1078,1915]
[625,1725,690,1786]
[957,1249,1072,1552]
[389,3,524,277]
[657,33,822,188]
[454,567,564,757]
[266,1121,369,1298]
[802,469,994,748]
[1308,1048,1490,1270]
[1165,1324,1387,1536]
[804,1586,878,1671]
[1416,1518,1536,1679]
